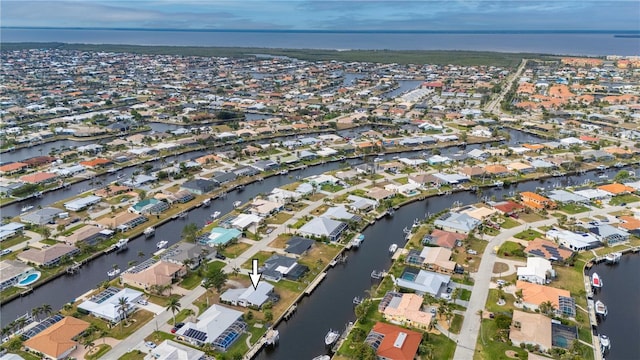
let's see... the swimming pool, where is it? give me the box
[401,272,417,281]
[17,272,41,286]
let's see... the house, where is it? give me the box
[516,281,576,317]
[546,229,600,251]
[484,164,510,177]
[20,207,63,225]
[129,198,169,215]
[97,212,148,232]
[23,316,90,360]
[180,179,217,195]
[175,304,246,351]
[524,238,573,262]
[220,282,275,309]
[365,322,421,360]
[379,292,433,330]
[121,260,186,290]
[251,159,279,172]
[490,200,525,216]
[63,195,102,212]
[231,213,263,230]
[321,206,360,222]
[406,247,457,274]
[61,225,111,246]
[422,229,465,249]
[298,217,347,242]
[509,310,552,352]
[78,287,143,323]
[573,189,611,201]
[547,190,589,204]
[0,222,25,241]
[520,192,556,210]
[0,260,36,291]
[260,254,308,282]
[199,227,242,247]
[18,244,80,267]
[395,268,451,296]
[285,236,314,256]
[597,183,636,196]
[144,340,205,360]
[249,199,283,217]
[161,242,208,269]
[268,188,302,204]
[434,212,480,234]
[587,224,630,245]
[517,258,554,285]
[211,171,237,184]
[20,172,58,184]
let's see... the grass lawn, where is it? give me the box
[514,229,543,241]
[459,288,472,301]
[222,242,251,258]
[395,176,409,185]
[268,234,292,249]
[40,238,58,245]
[308,193,327,201]
[241,251,275,269]
[119,351,145,360]
[291,218,308,229]
[310,204,329,216]
[110,310,155,339]
[519,212,547,223]
[266,212,293,224]
[449,313,464,334]
[485,289,517,315]
[167,308,195,325]
[320,183,344,192]
[497,241,526,258]
[179,271,203,290]
[145,330,176,343]
[85,344,111,360]
[558,203,591,214]
[609,193,640,206]
[475,319,528,360]
[499,217,520,229]
[0,235,30,249]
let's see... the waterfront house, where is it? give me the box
[249,199,283,217]
[180,178,217,195]
[199,227,242,248]
[20,207,63,225]
[546,229,600,251]
[298,216,347,242]
[484,164,510,177]
[144,340,205,360]
[161,242,208,269]
[520,192,556,210]
[509,310,552,352]
[18,244,79,267]
[365,322,421,360]
[434,212,480,234]
[321,205,360,222]
[63,195,102,212]
[405,247,457,274]
[572,189,611,201]
[587,224,630,245]
[517,258,554,285]
[260,254,308,282]
[97,212,148,232]
[78,287,143,323]
[524,238,573,262]
[490,200,525,216]
[516,281,576,317]
[395,268,451,297]
[211,171,237,184]
[0,222,25,241]
[23,316,90,360]
[175,304,246,351]
[129,198,169,215]
[617,215,640,236]
[597,183,636,196]
[379,292,433,330]
[285,236,314,256]
[19,172,58,185]
[0,260,35,291]
[61,225,111,246]
[422,229,465,249]
[547,190,589,204]
[220,282,275,309]
[230,213,263,231]
[121,260,186,291]
[0,162,28,175]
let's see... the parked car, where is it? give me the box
[145,341,156,349]
[1,249,12,256]
[215,253,226,260]
[137,299,148,305]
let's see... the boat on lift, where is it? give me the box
[114,238,129,251]
[605,252,622,264]
[107,268,120,277]
[591,272,603,288]
[156,240,168,249]
[324,329,340,346]
[233,201,242,208]
[211,211,221,219]
[595,300,608,317]
[143,227,155,238]
[389,243,398,254]
[599,334,611,354]
[201,198,211,207]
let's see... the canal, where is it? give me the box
[589,256,640,360]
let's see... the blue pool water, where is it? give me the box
[401,272,416,281]
[18,272,41,286]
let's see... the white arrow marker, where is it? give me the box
[249,258,262,290]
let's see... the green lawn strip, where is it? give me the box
[119,350,146,360]
[85,344,112,360]
[513,229,543,241]
[247,324,268,346]
[0,235,30,249]
[609,193,640,206]
[428,333,457,360]
[179,271,203,290]
[475,319,528,360]
[265,212,293,225]
[167,309,193,325]
[485,289,517,315]
[221,332,249,359]
[499,217,520,229]
[241,251,275,269]
[145,330,176,343]
[110,310,155,339]
[221,242,251,258]
[449,313,464,334]
[459,288,472,301]
[497,241,526,258]
[40,238,58,245]
[558,203,591,214]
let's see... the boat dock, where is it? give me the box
[283,304,297,320]
[331,322,354,353]
[329,253,348,267]
[304,272,327,295]
[66,262,82,274]
[243,329,279,360]
[371,270,385,280]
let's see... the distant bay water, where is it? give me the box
[2,28,640,56]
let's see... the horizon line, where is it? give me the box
[3,26,640,34]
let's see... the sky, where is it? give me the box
[1,0,639,31]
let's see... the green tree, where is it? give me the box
[182,223,200,243]
[117,297,130,332]
[204,266,228,294]
[264,310,273,322]
[41,304,53,317]
[614,170,630,182]
[166,296,182,326]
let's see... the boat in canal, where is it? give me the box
[605,252,622,264]
[156,240,168,249]
[595,300,608,317]
[389,243,398,254]
[591,272,603,288]
[279,169,289,175]
[20,205,34,213]
[351,234,365,248]
[143,227,155,238]
[233,201,242,208]
[107,268,120,277]
[211,211,221,219]
[493,180,504,188]
[114,238,129,251]
[312,356,330,360]
[599,334,611,353]
[201,198,211,207]
[324,329,340,346]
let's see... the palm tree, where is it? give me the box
[117,297,130,332]
[16,318,27,333]
[166,296,182,326]
[31,306,42,322]
[83,337,96,353]
[137,251,145,258]
[41,304,53,318]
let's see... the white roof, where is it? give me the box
[176,304,243,343]
[145,340,204,360]
[517,258,552,279]
[78,288,143,321]
[573,189,611,200]
[231,213,262,230]
[64,195,102,211]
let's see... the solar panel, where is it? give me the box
[184,328,207,342]
[529,249,545,257]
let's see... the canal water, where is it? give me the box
[589,256,640,360]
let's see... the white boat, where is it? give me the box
[605,252,622,264]
[324,329,340,346]
[143,227,155,238]
[598,174,608,179]
[20,205,34,213]
[107,168,117,173]
[156,241,168,249]
[107,268,120,277]
[595,300,608,317]
[493,181,504,188]
[614,162,624,168]
[596,164,608,171]
[201,198,211,207]
[351,234,365,248]
[312,356,330,360]
[233,201,242,208]
[389,243,398,254]
[211,211,221,219]
[114,238,129,250]
[599,334,610,353]
[591,272,603,288]
[279,169,289,175]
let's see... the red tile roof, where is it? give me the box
[371,322,421,360]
